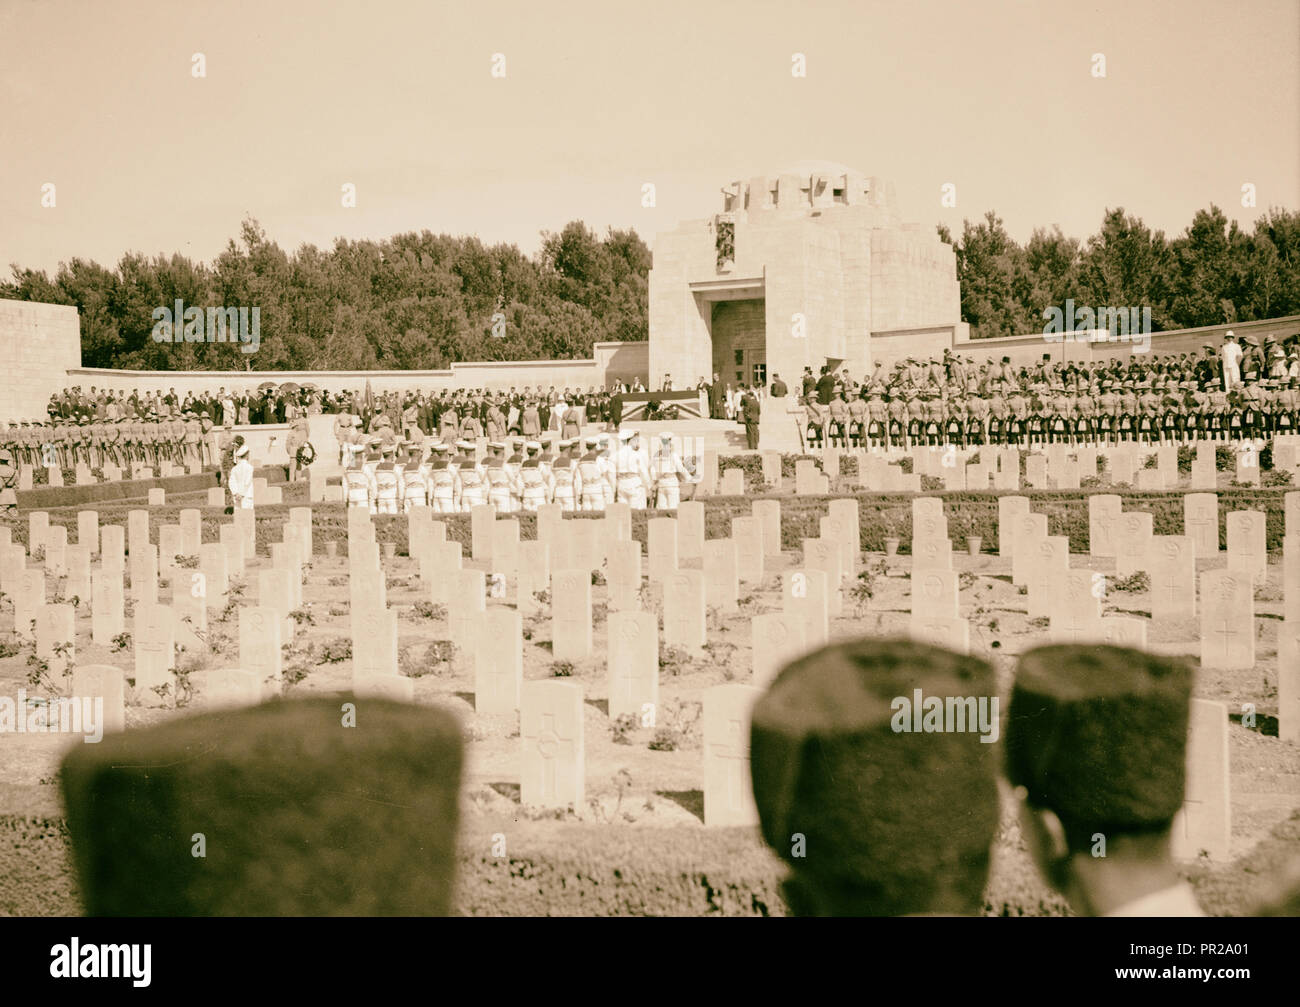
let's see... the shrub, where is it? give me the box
[610,714,638,745]
[318,637,352,663]
[1111,570,1150,593]
[551,660,574,677]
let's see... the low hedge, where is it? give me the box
[4,484,1291,558]
[4,797,1295,916]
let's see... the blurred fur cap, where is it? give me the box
[1006,645,1192,838]
[750,637,999,917]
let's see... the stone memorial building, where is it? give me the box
[648,160,966,391]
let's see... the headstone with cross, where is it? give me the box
[783,569,828,650]
[1199,569,1254,671]
[446,569,487,657]
[77,510,99,558]
[130,543,158,606]
[520,681,584,809]
[350,604,398,679]
[1114,512,1154,579]
[663,569,706,649]
[1225,510,1266,587]
[91,569,125,647]
[732,516,766,585]
[1170,699,1231,863]
[607,610,658,721]
[491,518,521,578]
[238,605,283,695]
[674,501,704,561]
[752,499,782,557]
[751,613,807,690]
[550,569,593,661]
[1183,493,1219,559]
[703,684,762,827]
[475,608,523,714]
[1087,494,1122,558]
[133,603,175,707]
[802,538,843,617]
[604,539,639,613]
[1147,536,1196,621]
[998,496,1030,559]
[703,539,739,614]
[647,517,678,584]
[1025,537,1070,620]
[70,664,126,735]
[1047,568,1103,643]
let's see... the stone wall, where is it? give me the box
[61,340,649,405]
[0,299,82,421]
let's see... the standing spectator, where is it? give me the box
[1221,330,1242,390]
[741,384,761,449]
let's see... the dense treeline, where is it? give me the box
[939,205,1300,340]
[3,204,1297,370]
[0,219,649,371]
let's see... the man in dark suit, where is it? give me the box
[770,373,788,398]
[741,384,761,449]
[708,373,725,419]
[609,385,623,432]
[816,366,836,405]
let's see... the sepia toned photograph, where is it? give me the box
[0,0,1297,977]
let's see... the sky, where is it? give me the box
[1,0,1297,276]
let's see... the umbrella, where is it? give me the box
[301,382,319,391]
[280,381,301,393]
[257,381,276,392]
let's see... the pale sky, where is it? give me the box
[1,0,1296,276]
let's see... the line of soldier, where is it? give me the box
[339,422,695,515]
[798,363,1300,450]
[0,414,215,471]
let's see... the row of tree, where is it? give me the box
[2,205,1296,370]
[941,206,1300,339]
[0,219,649,371]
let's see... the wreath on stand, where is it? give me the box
[296,442,316,468]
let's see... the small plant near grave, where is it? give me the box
[898,457,914,474]
[328,604,348,617]
[587,768,636,823]
[610,714,638,746]
[386,576,413,591]
[920,475,944,492]
[318,637,352,663]
[590,569,606,586]
[958,570,978,592]
[1263,470,1293,487]
[30,547,44,564]
[591,602,608,625]
[1177,446,1195,473]
[227,577,247,601]
[533,588,550,606]
[1016,584,1028,596]
[1111,570,1150,593]
[175,554,199,569]
[658,644,689,677]
[289,607,314,627]
[1080,475,1103,488]
[26,654,60,695]
[282,663,311,689]
[328,576,349,587]
[550,660,574,678]
[648,698,703,751]
[1215,445,1236,472]
[1026,616,1050,631]
[737,593,760,614]
[1142,454,1159,470]
[111,631,131,652]
[848,558,888,616]
[408,600,445,621]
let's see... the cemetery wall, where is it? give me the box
[62,340,649,401]
[0,298,82,422]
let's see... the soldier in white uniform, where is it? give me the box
[577,436,607,512]
[370,443,401,515]
[428,443,460,514]
[550,437,581,512]
[518,440,553,511]
[484,441,518,514]
[1007,645,1207,918]
[596,433,616,507]
[651,432,694,511]
[343,446,372,511]
[228,443,255,510]
[400,445,428,512]
[614,428,652,510]
[454,439,487,512]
